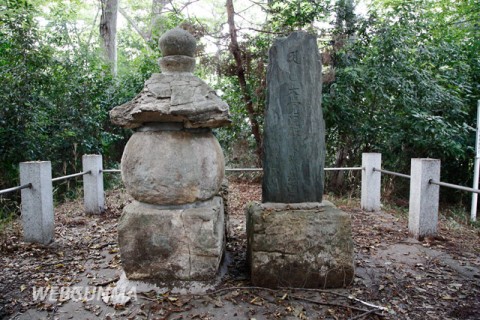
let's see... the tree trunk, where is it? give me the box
[328,0,357,191]
[226,0,263,166]
[330,144,348,192]
[100,0,118,76]
[148,0,169,39]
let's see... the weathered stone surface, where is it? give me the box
[246,201,354,288]
[409,158,440,240]
[109,72,230,128]
[118,197,225,281]
[19,161,54,244]
[262,31,325,203]
[121,130,225,205]
[110,28,230,129]
[113,27,229,284]
[159,27,196,57]
[159,55,195,74]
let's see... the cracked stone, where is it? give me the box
[246,201,355,288]
[118,197,225,281]
[121,130,225,205]
[110,73,230,128]
[109,29,230,129]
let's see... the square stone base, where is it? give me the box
[118,197,225,282]
[246,201,354,288]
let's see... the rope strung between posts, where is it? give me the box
[429,179,480,194]
[0,183,32,196]
[52,170,91,182]
[373,167,411,179]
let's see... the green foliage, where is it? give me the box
[212,32,273,166]
[268,0,332,32]
[214,76,260,166]
[323,0,479,201]
[0,0,161,210]
[1,0,479,211]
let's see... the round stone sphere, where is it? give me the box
[159,28,196,57]
[121,130,225,205]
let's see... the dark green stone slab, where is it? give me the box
[262,31,325,203]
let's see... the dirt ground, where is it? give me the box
[1,180,479,319]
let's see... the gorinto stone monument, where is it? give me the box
[110,28,229,282]
[247,31,354,288]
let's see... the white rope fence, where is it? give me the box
[1,153,478,244]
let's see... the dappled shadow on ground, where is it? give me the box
[0,180,479,319]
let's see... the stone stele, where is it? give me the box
[246,201,354,288]
[262,31,325,203]
[247,31,354,289]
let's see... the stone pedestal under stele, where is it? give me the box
[247,202,354,288]
[110,27,230,282]
[247,31,354,288]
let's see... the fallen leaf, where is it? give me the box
[214,298,223,308]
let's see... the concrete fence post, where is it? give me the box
[409,158,440,240]
[361,153,382,211]
[19,161,54,244]
[82,155,105,214]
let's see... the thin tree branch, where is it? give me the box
[279,287,352,300]
[349,308,378,320]
[193,17,228,40]
[87,7,101,48]
[238,26,286,35]
[147,0,168,40]
[200,286,278,296]
[236,3,256,15]
[348,295,389,311]
[226,0,263,165]
[167,0,199,15]
[289,294,375,314]
[118,7,149,42]
[280,287,388,315]
[247,0,270,12]
[193,286,383,316]
[235,11,264,28]
[178,0,200,13]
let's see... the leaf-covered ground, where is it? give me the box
[1,180,479,319]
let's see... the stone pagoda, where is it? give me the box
[246,31,354,288]
[110,28,229,282]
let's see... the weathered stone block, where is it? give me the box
[159,27,197,57]
[246,201,354,288]
[409,158,440,240]
[19,161,54,244]
[82,155,105,215]
[109,72,230,129]
[118,197,225,281]
[262,31,325,203]
[121,130,225,205]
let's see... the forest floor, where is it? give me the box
[1,180,480,320]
